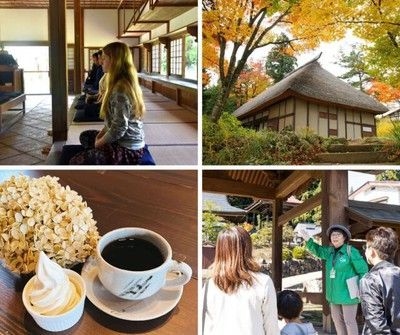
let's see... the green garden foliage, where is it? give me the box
[251,226,272,248]
[292,246,308,260]
[202,200,231,245]
[203,86,237,116]
[203,113,327,165]
[282,247,293,261]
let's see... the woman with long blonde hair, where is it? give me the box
[202,226,279,335]
[70,41,145,164]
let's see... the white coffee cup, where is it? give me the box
[96,227,192,300]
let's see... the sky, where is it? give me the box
[250,30,363,77]
[348,171,375,194]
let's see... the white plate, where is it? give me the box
[81,257,183,321]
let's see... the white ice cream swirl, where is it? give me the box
[28,251,80,316]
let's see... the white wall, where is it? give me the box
[351,183,400,205]
[0,9,48,41]
[0,8,138,47]
[170,7,197,31]
[140,8,197,43]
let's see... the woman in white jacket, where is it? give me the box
[202,226,279,335]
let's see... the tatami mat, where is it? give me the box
[148,145,198,165]
[144,123,197,145]
[65,87,198,165]
[145,109,197,123]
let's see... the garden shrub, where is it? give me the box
[292,246,307,259]
[251,226,272,248]
[377,118,396,138]
[282,247,293,261]
[203,113,327,164]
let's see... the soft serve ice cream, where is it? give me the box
[27,251,80,315]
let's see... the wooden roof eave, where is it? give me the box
[203,175,276,200]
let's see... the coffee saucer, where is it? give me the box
[81,257,183,321]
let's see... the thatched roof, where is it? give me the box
[234,57,388,118]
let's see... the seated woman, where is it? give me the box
[75,73,107,121]
[69,42,145,165]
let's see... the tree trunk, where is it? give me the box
[210,83,232,122]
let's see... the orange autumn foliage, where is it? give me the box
[367,81,400,103]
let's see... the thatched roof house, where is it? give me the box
[234,56,388,139]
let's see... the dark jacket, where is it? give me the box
[360,260,400,334]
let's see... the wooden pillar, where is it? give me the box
[321,170,349,333]
[49,0,68,142]
[74,0,84,94]
[271,198,283,292]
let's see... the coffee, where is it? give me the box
[101,237,164,271]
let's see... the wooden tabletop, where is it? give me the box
[0,170,198,335]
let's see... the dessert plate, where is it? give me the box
[81,257,183,321]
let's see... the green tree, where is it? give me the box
[265,34,298,83]
[227,196,253,209]
[376,170,400,181]
[202,200,230,245]
[336,48,370,91]
[203,85,237,115]
[185,35,198,67]
[292,180,322,224]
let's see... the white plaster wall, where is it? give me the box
[352,185,400,205]
[0,9,138,47]
[140,8,197,43]
[84,9,120,47]
[170,7,197,31]
[0,9,48,41]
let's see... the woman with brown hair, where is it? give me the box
[202,226,279,335]
[70,41,145,165]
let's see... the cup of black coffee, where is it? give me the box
[96,227,192,300]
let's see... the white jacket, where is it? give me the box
[203,272,279,335]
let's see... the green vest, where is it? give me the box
[306,238,369,304]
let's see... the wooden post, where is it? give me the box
[74,0,84,94]
[271,198,283,292]
[321,170,349,333]
[49,0,68,142]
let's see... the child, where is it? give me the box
[70,42,145,165]
[277,290,317,335]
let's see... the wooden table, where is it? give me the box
[0,170,198,335]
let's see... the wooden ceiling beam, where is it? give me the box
[203,177,276,200]
[275,171,316,199]
[277,193,322,227]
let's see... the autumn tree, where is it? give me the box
[336,48,370,91]
[346,1,400,87]
[366,81,400,104]
[203,0,359,122]
[265,34,297,83]
[232,60,271,107]
[204,0,400,122]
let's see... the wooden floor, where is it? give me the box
[67,87,198,165]
[0,170,198,334]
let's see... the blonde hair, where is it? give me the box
[212,226,261,294]
[99,42,145,119]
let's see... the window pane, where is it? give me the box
[170,38,182,76]
[152,44,160,73]
[160,44,167,75]
[184,35,197,80]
